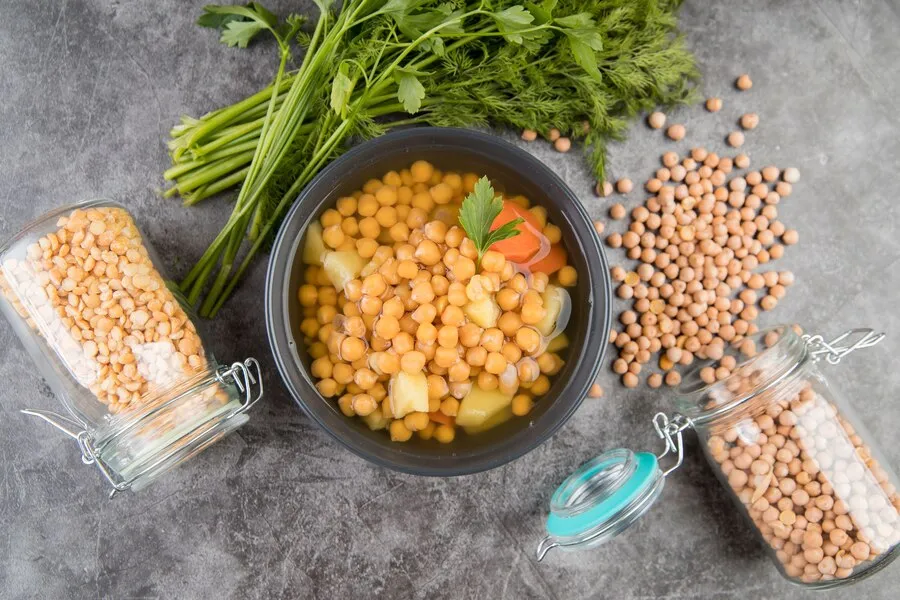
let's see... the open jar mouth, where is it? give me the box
[674,325,809,426]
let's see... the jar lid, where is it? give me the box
[536,448,665,560]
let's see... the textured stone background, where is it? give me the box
[1,1,898,598]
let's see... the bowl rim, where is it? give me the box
[265,127,611,476]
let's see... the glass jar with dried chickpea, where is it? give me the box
[537,325,899,589]
[0,201,262,495]
[297,160,578,445]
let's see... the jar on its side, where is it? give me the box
[676,326,900,587]
[0,200,261,494]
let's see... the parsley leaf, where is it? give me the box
[197,3,301,49]
[458,176,523,261]
[220,20,266,48]
[564,31,602,81]
[492,5,534,45]
[554,12,593,29]
[395,71,426,113]
[330,63,355,117]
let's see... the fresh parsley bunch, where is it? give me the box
[167,0,698,315]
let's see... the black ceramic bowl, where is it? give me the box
[266,128,611,476]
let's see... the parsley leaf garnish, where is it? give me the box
[458,176,523,261]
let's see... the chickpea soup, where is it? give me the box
[296,160,576,443]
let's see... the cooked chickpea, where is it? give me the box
[390,419,413,442]
[557,266,577,287]
[401,351,426,373]
[481,250,506,273]
[434,424,455,443]
[530,375,551,395]
[511,394,534,416]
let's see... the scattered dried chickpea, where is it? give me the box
[601,98,802,390]
[616,179,634,194]
[610,204,626,220]
[783,167,800,183]
[595,180,614,198]
[740,113,760,130]
[667,124,686,141]
[736,74,753,90]
[554,137,572,153]
[728,131,745,148]
[706,97,723,112]
[521,129,538,142]
[648,111,667,129]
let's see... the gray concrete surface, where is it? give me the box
[1,0,899,598]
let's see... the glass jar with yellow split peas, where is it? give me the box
[294,158,578,445]
[537,325,899,589]
[0,200,262,495]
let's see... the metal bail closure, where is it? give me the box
[536,449,665,561]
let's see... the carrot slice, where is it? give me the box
[428,411,455,426]
[528,243,567,275]
[489,202,544,263]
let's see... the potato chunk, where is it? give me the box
[303,222,327,265]
[389,371,429,418]
[322,250,367,292]
[463,297,500,328]
[455,384,513,428]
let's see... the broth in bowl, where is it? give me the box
[296,159,576,444]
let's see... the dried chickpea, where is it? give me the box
[648,112,666,129]
[667,124,686,141]
[740,113,760,130]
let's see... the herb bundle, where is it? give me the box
[167,0,698,315]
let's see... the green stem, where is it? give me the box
[183,166,250,206]
[164,150,256,197]
[164,140,260,181]
[205,118,354,317]
[185,6,336,303]
[186,115,267,158]
[173,75,294,159]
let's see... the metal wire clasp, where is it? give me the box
[653,413,693,477]
[803,329,885,366]
[216,357,264,415]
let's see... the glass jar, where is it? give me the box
[0,200,263,495]
[536,325,899,589]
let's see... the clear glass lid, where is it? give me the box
[536,448,665,560]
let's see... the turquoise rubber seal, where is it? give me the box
[546,451,660,539]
